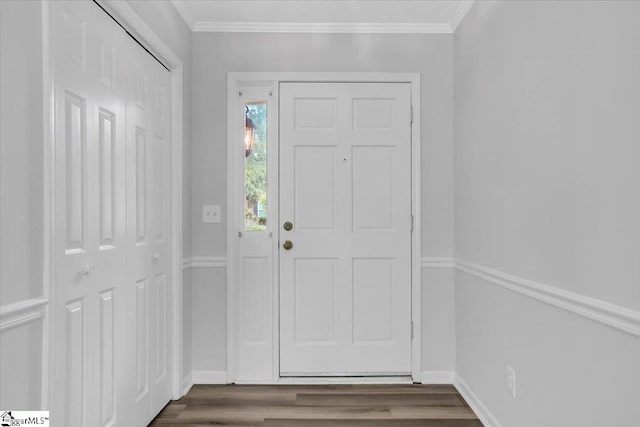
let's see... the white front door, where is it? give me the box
[279,82,412,376]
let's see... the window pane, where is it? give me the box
[244,101,267,231]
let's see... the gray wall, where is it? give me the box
[0,0,45,409]
[454,1,640,425]
[191,32,455,373]
[127,0,194,386]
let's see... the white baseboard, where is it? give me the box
[192,370,227,384]
[278,376,413,385]
[180,372,193,396]
[421,370,455,384]
[454,373,502,427]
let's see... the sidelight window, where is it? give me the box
[244,101,267,231]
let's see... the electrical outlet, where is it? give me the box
[203,204,221,223]
[506,365,516,398]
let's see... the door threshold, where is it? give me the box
[278,376,414,385]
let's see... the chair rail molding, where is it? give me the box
[455,259,640,338]
[0,297,48,331]
[421,256,640,337]
[182,256,227,270]
[421,257,455,268]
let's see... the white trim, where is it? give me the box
[193,21,452,34]
[422,256,455,269]
[450,0,476,32]
[419,256,640,337]
[226,76,238,384]
[409,76,422,382]
[181,372,193,396]
[227,72,422,384]
[278,376,413,385]
[455,259,640,338]
[80,0,185,400]
[454,373,502,427]
[41,0,54,410]
[169,0,196,30]
[182,256,227,270]
[192,370,228,384]
[97,0,180,68]
[0,298,49,331]
[421,371,455,384]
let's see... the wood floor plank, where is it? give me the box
[178,393,298,406]
[296,393,466,407]
[264,420,484,427]
[175,405,392,423]
[389,406,478,419]
[149,384,482,427]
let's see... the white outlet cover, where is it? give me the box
[203,204,221,223]
[507,365,516,398]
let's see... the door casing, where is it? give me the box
[226,72,422,383]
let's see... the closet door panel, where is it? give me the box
[52,2,172,426]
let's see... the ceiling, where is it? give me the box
[170,0,475,33]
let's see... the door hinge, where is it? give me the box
[411,214,414,232]
[410,105,414,125]
[411,322,414,340]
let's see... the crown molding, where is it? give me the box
[170,0,196,31]
[169,0,475,34]
[450,0,475,32]
[192,21,453,34]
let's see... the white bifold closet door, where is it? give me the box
[279,83,412,376]
[51,2,172,426]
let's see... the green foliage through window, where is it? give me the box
[245,102,267,231]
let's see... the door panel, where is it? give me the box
[279,82,412,376]
[52,2,172,425]
[293,258,339,344]
[64,299,87,427]
[294,146,338,230]
[125,32,172,425]
[98,289,115,426]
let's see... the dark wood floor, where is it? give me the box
[149,384,483,426]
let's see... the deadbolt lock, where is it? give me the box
[283,240,293,250]
[283,221,293,231]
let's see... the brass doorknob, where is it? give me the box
[283,240,293,250]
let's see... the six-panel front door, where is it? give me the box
[279,82,413,376]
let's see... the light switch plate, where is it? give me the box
[203,204,221,223]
